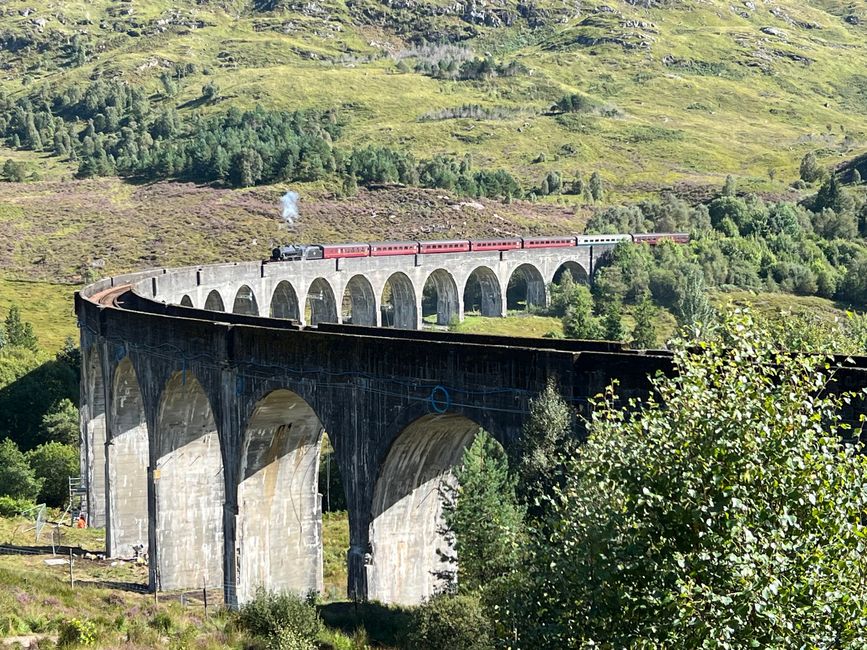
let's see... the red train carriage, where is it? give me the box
[521,236,578,249]
[419,240,471,254]
[370,241,420,256]
[470,238,522,252]
[321,243,370,259]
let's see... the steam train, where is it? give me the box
[270,233,689,262]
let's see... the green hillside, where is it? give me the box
[0,0,864,197]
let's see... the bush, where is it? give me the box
[0,495,36,517]
[58,618,97,647]
[27,442,78,507]
[407,592,494,650]
[238,590,321,650]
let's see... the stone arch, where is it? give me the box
[381,272,418,330]
[507,263,546,311]
[180,295,194,308]
[83,348,107,528]
[270,281,300,320]
[552,261,589,286]
[342,275,377,326]
[305,278,338,326]
[367,413,489,604]
[422,269,460,326]
[236,389,329,604]
[107,357,149,558]
[154,371,224,591]
[463,266,503,317]
[233,285,259,316]
[204,290,225,312]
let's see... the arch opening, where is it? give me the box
[463,266,503,317]
[180,295,194,308]
[270,281,300,320]
[552,261,589,286]
[381,273,418,330]
[84,349,107,529]
[341,275,377,326]
[204,290,225,312]
[422,269,460,326]
[237,389,336,604]
[367,413,492,604]
[233,285,260,316]
[507,263,546,312]
[305,278,338,326]
[107,358,149,558]
[155,372,224,591]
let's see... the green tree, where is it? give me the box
[813,174,855,215]
[0,438,41,501]
[631,292,657,349]
[588,171,604,202]
[41,398,79,446]
[601,299,624,341]
[512,378,576,515]
[2,158,27,182]
[548,270,583,317]
[201,82,220,101]
[504,310,867,648]
[440,430,524,592]
[562,284,602,339]
[853,168,862,185]
[27,442,78,507]
[722,174,737,197]
[4,305,38,350]
[799,151,823,183]
[676,267,715,338]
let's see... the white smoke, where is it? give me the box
[280,190,299,225]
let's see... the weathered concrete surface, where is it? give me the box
[237,390,324,603]
[154,372,224,591]
[77,261,867,609]
[106,358,148,558]
[368,414,479,604]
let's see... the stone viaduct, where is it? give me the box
[77,243,867,609]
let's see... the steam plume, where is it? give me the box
[281,190,299,225]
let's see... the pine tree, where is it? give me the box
[562,285,602,340]
[676,267,716,339]
[589,171,604,202]
[440,430,525,592]
[631,293,657,349]
[602,299,624,341]
[799,151,823,183]
[722,174,737,197]
[4,305,38,351]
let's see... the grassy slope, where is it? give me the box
[0,0,864,197]
[0,278,78,351]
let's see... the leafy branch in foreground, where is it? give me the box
[502,309,867,648]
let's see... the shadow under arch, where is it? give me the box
[154,371,224,591]
[306,278,338,326]
[107,358,149,559]
[180,295,194,308]
[422,269,460,326]
[507,263,546,311]
[463,266,502,317]
[342,275,377,326]
[381,272,418,330]
[271,281,300,320]
[204,290,225,312]
[233,285,259,316]
[236,389,331,604]
[553,260,589,286]
[83,346,107,529]
[367,412,492,605]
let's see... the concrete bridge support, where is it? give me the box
[152,372,224,591]
[106,358,149,558]
[236,389,324,603]
[82,347,108,529]
[367,414,482,604]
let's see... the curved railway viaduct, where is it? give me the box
[77,243,867,608]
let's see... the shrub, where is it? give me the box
[0,495,35,517]
[238,590,321,650]
[58,618,97,647]
[407,592,494,650]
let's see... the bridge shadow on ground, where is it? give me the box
[318,602,414,647]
